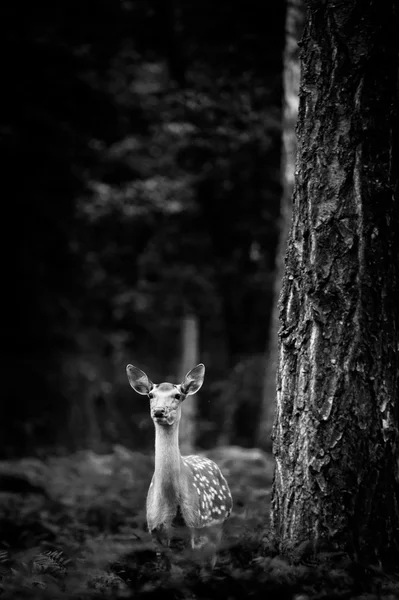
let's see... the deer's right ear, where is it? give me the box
[126,364,153,395]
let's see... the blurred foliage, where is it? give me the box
[214,354,266,449]
[3,0,285,456]
[0,447,398,598]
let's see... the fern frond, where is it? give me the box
[32,550,70,577]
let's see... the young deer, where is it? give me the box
[126,363,232,569]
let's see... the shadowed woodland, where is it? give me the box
[4,0,283,456]
[2,0,399,598]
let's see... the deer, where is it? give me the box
[126,363,232,571]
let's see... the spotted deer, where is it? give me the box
[126,363,232,569]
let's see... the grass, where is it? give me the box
[0,445,398,599]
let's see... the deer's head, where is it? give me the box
[126,364,205,427]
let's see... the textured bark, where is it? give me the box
[271,0,399,563]
[178,314,199,455]
[258,0,306,448]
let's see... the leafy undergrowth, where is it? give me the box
[0,446,398,599]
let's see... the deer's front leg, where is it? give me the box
[150,526,172,571]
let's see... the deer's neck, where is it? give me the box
[153,423,183,491]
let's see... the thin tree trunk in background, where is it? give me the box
[257,0,305,449]
[159,0,187,87]
[178,313,199,455]
[271,0,399,563]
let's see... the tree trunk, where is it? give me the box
[178,313,199,455]
[271,0,399,564]
[257,0,306,449]
[158,0,187,87]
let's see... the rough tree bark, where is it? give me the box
[271,0,399,564]
[257,0,306,448]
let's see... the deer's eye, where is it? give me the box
[148,393,154,400]
[175,393,181,400]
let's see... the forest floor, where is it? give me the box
[0,445,398,600]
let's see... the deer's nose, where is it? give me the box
[153,409,165,418]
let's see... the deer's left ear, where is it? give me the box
[180,364,205,396]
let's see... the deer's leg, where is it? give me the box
[191,525,223,573]
[150,526,172,571]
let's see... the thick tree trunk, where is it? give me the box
[271,0,399,564]
[178,313,199,455]
[257,0,305,449]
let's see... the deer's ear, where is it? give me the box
[126,364,153,395]
[181,364,205,396]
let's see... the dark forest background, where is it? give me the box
[2,0,285,458]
